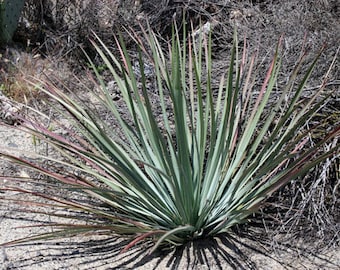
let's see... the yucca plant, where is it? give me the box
[0,24,339,253]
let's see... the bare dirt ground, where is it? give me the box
[1,0,339,269]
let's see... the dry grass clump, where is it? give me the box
[15,0,141,60]
[0,49,52,103]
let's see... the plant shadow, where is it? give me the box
[2,228,339,269]
[1,199,339,270]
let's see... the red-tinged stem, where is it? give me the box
[114,35,129,73]
[120,230,165,254]
[2,154,93,187]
